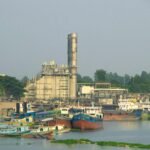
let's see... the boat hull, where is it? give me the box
[71,113,103,130]
[103,114,140,121]
[103,110,142,121]
[22,131,53,140]
[0,125,30,137]
[46,117,71,128]
[0,130,30,137]
[72,119,102,130]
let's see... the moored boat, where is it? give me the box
[71,105,103,130]
[71,113,103,130]
[42,116,71,129]
[21,126,53,140]
[0,125,30,137]
[103,109,142,121]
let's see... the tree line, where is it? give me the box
[0,69,150,100]
[78,69,150,93]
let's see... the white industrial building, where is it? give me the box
[25,33,77,100]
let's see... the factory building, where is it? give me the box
[25,33,77,100]
[78,83,128,102]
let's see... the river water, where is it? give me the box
[1,121,150,150]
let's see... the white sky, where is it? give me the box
[0,0,150,79]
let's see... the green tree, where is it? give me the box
[94,69,106,82]
[21,76,29,87]
[77,74,82,83]
[141,71,150,83]
[82,76,93,83]
[0,75,25,100]
[0,85,5,96]
[123,74,131,86]
[77,74,93,83]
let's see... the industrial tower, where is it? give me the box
[68,33,77,99]
[25,33,78,100]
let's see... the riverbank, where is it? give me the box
[51,139,150,149]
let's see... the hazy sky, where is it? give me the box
[1,0,150,79]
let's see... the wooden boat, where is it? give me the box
[0,124,53,139]
[21,130,53,140]
[42,116,71,129]
[0,125,30,137]
[3,116,11,122]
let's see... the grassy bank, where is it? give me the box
[51,139,150,149]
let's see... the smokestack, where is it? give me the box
[68,33,77,98]
[23,102,27,113]
[68,33,77,68]
[16,102,20,114]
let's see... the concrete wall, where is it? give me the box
[0,102,16,111]
[0,102,16,116]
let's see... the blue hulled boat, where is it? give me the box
[71,113,103,130]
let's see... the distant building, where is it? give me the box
[78,83,128,102]
[25,33,77,100]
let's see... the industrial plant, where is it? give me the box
[25,33,78,100]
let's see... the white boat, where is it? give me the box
[0,125,30,137]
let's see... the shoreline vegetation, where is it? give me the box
[1,70,150,101]
[51,139,150,149]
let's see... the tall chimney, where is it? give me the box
[68,33,77,98]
